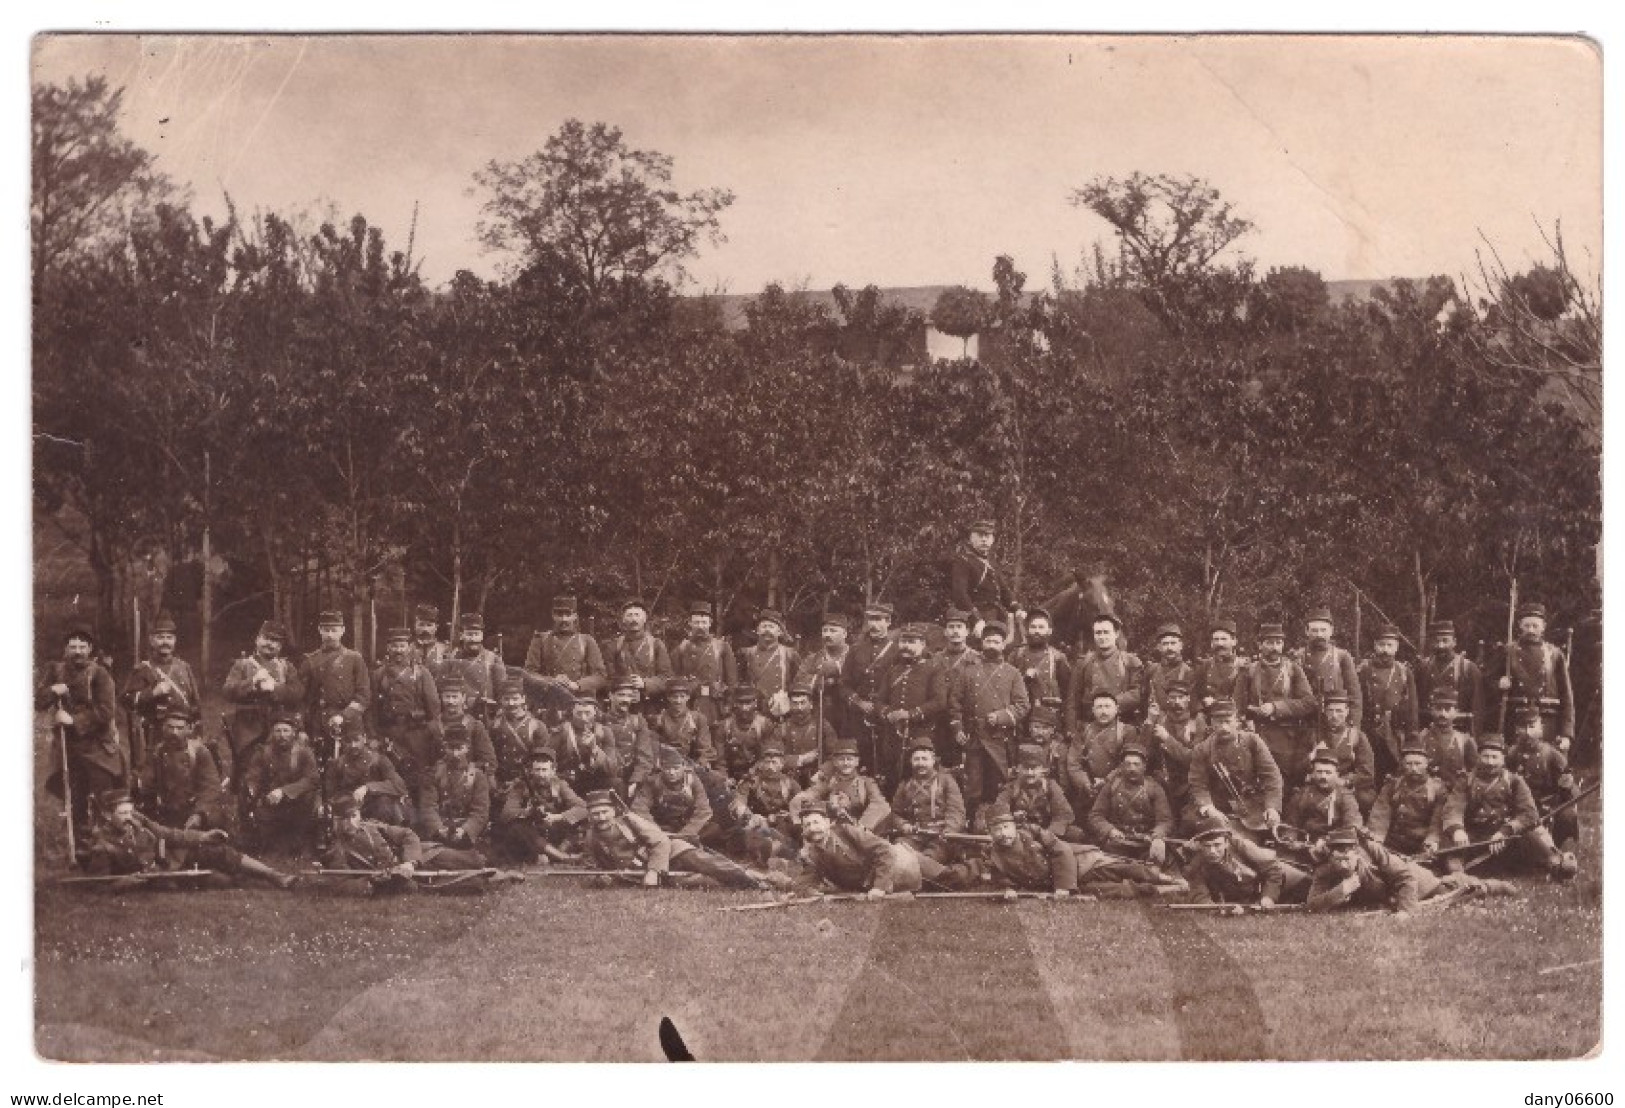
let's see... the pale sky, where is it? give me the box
[32,34,1602,292]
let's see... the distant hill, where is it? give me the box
[693,279,1407,331]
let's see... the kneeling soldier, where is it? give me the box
[727,742,801,867]
[1441,732,1576,880]
[991,743,1076,839]
[581,790,768,890]
[631,746,715,839]
[791,738,891,831]
[144,706,231,832]
[417,723,491,851]
[1307,825,1513,917]
[550,696,620,793]
[717,686,773,781]
[794,801,963,897]
[494,748,587,865]
[85,789,294,889]
[1507,704,1581,853]
[888,739,967,863]
[1283,744,1363,856]
[242,711,321,857]
[1366,740,1447,859]
[1182,815,1309,907]
[324,710,410,826]
[1088,740,1175,866]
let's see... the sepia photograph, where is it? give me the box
[26,30,1603,1070]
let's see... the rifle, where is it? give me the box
[917,890,1098,902]
[534,868,645,878]
[1163,902,1306,915]
[54,692,78,867]
[1438,780,1599,863]
[57,867,216,886]
[1211,761,1268,832]
[297,866,504,887]
[1497,577,1519,734]
[718,892,869,912]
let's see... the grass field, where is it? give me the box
[31,721,1602,1062]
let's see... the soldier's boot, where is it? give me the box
[236,854,297,889]
[1479,878,1518,897]
[1549,852,1579,881]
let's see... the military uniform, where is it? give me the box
[301,625,372,728]
[728,748,801,865]
[1320,722,1378,813]
[524,598,609,698]
[418,757,492,845]
[603,630,674,700]
[742,638,799,713]
[791,765,892,831]
[38,650,125,831]
[1284,779,1363,840]
[122,641,201,772]
[494,770,588,862]
[948,538,1008,627]
[1066,647,1146,732]
[1064,719,1138,809]
[548,719,620,793]
[437,706,498,780]
[1415,620,1485,733]
[948,640,1029,808]
[604,700,658,795]
[1187,716,1285,835]
[84,806,255,881]
[1144,658,1195,718]
[1508,725,1580,848]
[1234,650,1318,787]
[324,801,485,893]
[582,801,762,890]
[1490,634,1576,746]
[1367,770,1448,856]
[1183,821,1310,905]
[1306,835,1471,914]
[1145,706,1203,818]
[717,702,773,781]
[222,626,306,768]
[672,631,738,724]
[490,703,550,786]
[1088,770,1175,845]
[1301,638,1364,731]
[1417,719,1478,788]
[371,655,441,796]
[795,643,850,740]
[796,820,941,894]
[767,711,835,780]
[1441,747,1562,875]
[987,824,1081,893]
[242,733,320,854]
[991,771,1076,838]
[840,625,899,763]
[1011,640,1072,713]
[889,761,967,861]
[145,732,230,831]
[324,740,410,826]
[632,764,715,837]
[1358,651,1419,778]
[654,702,719,771]
[877,642,948,785]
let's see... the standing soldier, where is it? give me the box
[1367,739,1448,858]
[949,518,1009,637]
[437,613,504,723]
[602,598,673,711]
[1190,618,1245,725]
[416,724,491,850]
[241,711,320,857]
[1143,623,1194,718]
[549,696,620,794]
[371,628,441,800]
[1011,608,1072,712]
[1358,623,1419,783]
[717,686,773,782]
[1066,613,1145,734]
[888,739,968,863]
[1489,601,1576,753]
[1300,607,1364,732]
[672,601,738,725]
[222,621,305,794]
[875,623,948,790]
[1235,622,1318,788]
[324,711,410,826]
[123,612,201,781]
[408,604,452,668]
[489,677,549,787]
[1318,693,1378,814]
[933,608,981,767]
[300,610,371,752]
[39,627,125,835]
[1416,686,1479,788]
[768,678,835,782]
[948,622,1030,813]
[144,706,231,832]
[795,611,852,742]
[1415,619,1485,734]
[523,595,608,707]
[741,608,800,719]
[1187,699,1284,844]
[842,601,899,768]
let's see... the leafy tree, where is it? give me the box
[472,119,734,301]
[930,286,990,358]
[1251,265,1329,334]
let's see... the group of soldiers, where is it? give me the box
[38,519,1592,912]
